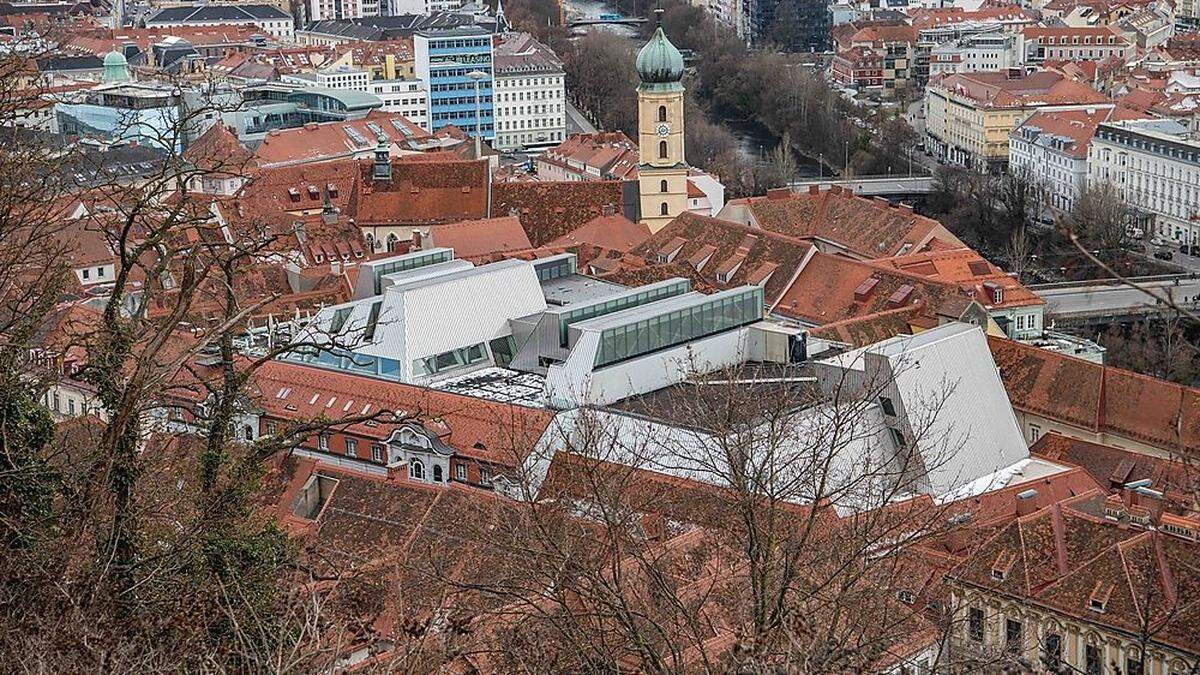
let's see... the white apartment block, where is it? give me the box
[1010,108,1117,214]
[388,0,465,12]
[493,33,566,151]
[929,30,1021,77]
[1088,118,1200,245]
[369,79,430,130]
[281,66,370,91]
[307,0,379,22]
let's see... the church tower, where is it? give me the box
[635,11,687,233]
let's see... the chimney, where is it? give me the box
[808,185,820,195]
[1016,488,1038,516]
[412,229,424,250]
[898,203,913,214]
[1007,67,1022,79]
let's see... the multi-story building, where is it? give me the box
[144,4,295,40]
[368,78,429,129]
[492,32,565,151]
[946,486,1200,675]
[1019,26,1137,64]
[414,27,494,140]
[1009,107,1131,213]
[929,29,1020,77]
[280,66,371,91]
[1088,117,1200,246]
[830,23,918,94]
[56,81,184,151]
[687,0,747,39]
[924,70,1112,172]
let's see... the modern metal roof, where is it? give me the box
[147,4,290,23]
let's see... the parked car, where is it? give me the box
[1156,249,1175,260]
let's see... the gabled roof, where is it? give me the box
[491,180,629,247]
[988,336,1200,455]
[252,111,433,168]
[869,248,1044,310]
[615,211,814,306]
[773,251,964,326]
[252,360,554,467]
[725,186,963,258]
[947,490,1200,656]
[357,157,490,226]
[929,71,1111,109]
[546,212,651,253]
[184,122,253,173]
[424,216,532,259]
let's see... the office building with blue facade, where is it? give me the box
[414,27,494,140]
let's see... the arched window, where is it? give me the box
[660,179,668,193]
[385,233,399,252]
[433,465,443,482]
[244,425,254,441]
[657,105,667,122]
[364,232,376,251]
[410,459,424,480]
[660,202,669,216]
[658,141,668,159]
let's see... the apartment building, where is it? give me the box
[925,70,1111,172]
[492,32,566,151]
[929,30,1021,77]
[369,78,429,130]
[1020,26,1137,64]
[144,4,295,41]
[1088,117,1200,246]
[1009,107,1132,213]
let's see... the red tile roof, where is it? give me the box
[929,71,1111,109]
[356,157,490,226]
[252,110,432,167]
[251,360,554,468]
[728,186,963,258]
[423,216,531,259]
[947,490,1200,656]
[546,212,651,253]
[773,251,964,325]
[184,122,254,173]
[491,180,629,247]
[988,336,1200,455]
[1013,107,1144,159]
[1033,432,1200,499]
[870,248,1044,310]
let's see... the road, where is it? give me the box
[1036,278,1200,319]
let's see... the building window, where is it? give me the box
[345,438,357,457]
[660,202,669,216]
[433,464,443,482]
[889,427,907,449]
[1085,645,1101,675]
[67,399,76,415]
[318,433,329,451]
[878,396,896,416]
[968,607,984,642]
[371,444,383,462]
[52,392,60,412]
[455,463,466,480]
[658,140,667,159]
[660,179,668,193]
[1005,619,1022,652]
[1044,633,1061,669]
[657,105,667,122]
[244,425,254,441]
[480,466,491,485]
[1126,656,1144,675]
[266,420,277,435]
[410,459,424,480]
[1029,425,1041,443]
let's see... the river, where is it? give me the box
[562,0,829,181]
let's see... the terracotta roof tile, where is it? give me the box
[423,216,531,259]
[490,180,629,247]
[546,212,651,253]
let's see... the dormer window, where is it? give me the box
[991,550,1016,581]
[1089,581,1114,613]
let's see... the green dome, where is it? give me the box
[102,50,130,83]
[635,26,683,86]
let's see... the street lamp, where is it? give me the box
[466,70,488,158]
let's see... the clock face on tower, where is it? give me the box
[656,123,670,137]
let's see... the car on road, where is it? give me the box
[1179,245,1200,256]
[1155,249,1174,260]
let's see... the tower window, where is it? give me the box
[657,105,667,122]
[660,179,668,192]
[658,141,667,159]
[660,202,669,216]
